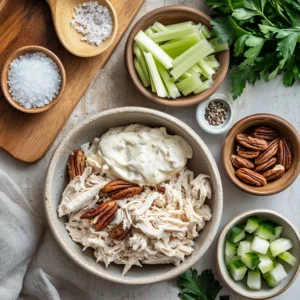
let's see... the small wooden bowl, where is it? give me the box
[222,114,300,196]
[125,6,230,107]
[1,45,66,114]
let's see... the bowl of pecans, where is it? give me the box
[222,113,300,196]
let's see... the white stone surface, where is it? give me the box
[1,0,299,299]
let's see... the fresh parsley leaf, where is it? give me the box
[240,36,265,67]
[231,66,253,99]
[277,32,300,68]
[283,56,298,86]
[178,269,223,300]
[232,8,259,20]
[234,34,250,56]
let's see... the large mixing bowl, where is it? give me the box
[44,107,223,284]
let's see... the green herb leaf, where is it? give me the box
[231,66,253,99]
[240,36,265,67]
[277,32,300,68]
[234,34,250,56]
[232,8,259,20]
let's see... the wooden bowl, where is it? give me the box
[125,5,230,107]
[222,114,300,196]
[1,45,66,114]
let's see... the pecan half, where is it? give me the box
[263,164,285,182]
[103,180,143,200]
[277,138,293,171]
[67,150,86,179]
[236,134,268,151]
[236,168,267,186]
[231,155,255,169]
[81,200,118,231]
[109,223,131,240]
[254,157,277,173]
[254,138,279,165]
[237,145,260,159]
[253,126,279,141]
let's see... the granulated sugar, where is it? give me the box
[71,1,113,46]
[8,52,61,109]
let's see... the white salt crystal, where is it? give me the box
[70,1,113,46]
[7,52,61,109]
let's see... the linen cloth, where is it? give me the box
[0,169,86,300]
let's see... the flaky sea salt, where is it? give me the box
[70,1,113,46]
[8,52,61,109]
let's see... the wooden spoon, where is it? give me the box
[46,0,118,58]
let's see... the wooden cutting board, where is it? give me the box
[0,0,144,163]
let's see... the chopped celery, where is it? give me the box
[228,225,246,243]
[171,39,214,79]
[134,58,150,87]
[151,27,197,43]
[194,79,212,94]
[270,238,293,257]
[247,269,261,290]
[156,60,180,99]
[160,35,200,58]
[251,236,269,254]
[197,58,215,79]
[144,52,168,98]
[241,253,260,270]
[204,55,220,70]
[134,42,150,85]
[201,25,211,38]
[178,73,192,81]
[145,27,154,37]
[278,251,297,266]
[255,221,276,240]
[225,240,237,258]
[237,241,251,256]
[135,31,173,69]
[176,74,202,96]
[209,37,229,52]
[268,263,287,282]
[225,255,240,266]
[228,260,247,281]
[270,226,283,242]
[245,216,261,234]
[153,22,169,32]
[149,74,156,93]
[166,21,195,30]
[258,254,275,274]
[187,64,202,74]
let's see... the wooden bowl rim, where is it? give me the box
[222,113,300,196]
[125,5,230,108]
[1,45,66,114]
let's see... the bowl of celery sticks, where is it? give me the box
[125,5,229,107]
[217,209,300,299]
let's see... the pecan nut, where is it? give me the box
[81,200,118,231]
[237,145,260,159]
[263,164,285,182]
[277,138,293,171]
[254,138,279,165]
[253,126,279,141]
[231,155,255,169]
[67,150,86,179]
[103,180,143,200]
[254,157,277,173]
[236,134,268,151]
[236,168,267,186]
[109,223,131,240]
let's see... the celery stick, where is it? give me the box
[194,79,212,94]
[204,55,220,70]
[134,42,150,85]
[145,28,154,37]
[156,60,180,99]
[209,37,229,52]
[153,22,169,32]
[149,73,156,93]
[151,27,197,43]
[178,73,192,81]
[198,58,215,78]
[144,52,168,98]
[160,35,200,58]
[176,74,202,96]
[166,21,195,30]
[134,58,150,87]
[151,25,161,33]
[171,39,214,79]
[201,25,211,38]
[187,64,202,74]
[135,31,173,69]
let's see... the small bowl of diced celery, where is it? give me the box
[125,5,230,107]
[217,209,300,299]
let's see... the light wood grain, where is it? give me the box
[0,0,144,163]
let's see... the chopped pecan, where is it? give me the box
[254,138,279,165]
[103,180,143,200]
[263,164,285,182]
[236,134,268,151]
[254,157,277,173]
[253,126,279,141]
[231,155,255,169]
[81,200,118,231]
[236,168,267,186]
[153,186,166,193]
[237,145,260,159]
[277,138,293,171]
[109,223,131,240]
[67,150,86,179]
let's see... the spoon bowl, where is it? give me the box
[46,0,118,57]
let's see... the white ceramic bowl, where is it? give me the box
[217,209,300,299]
[44,107,223,285]
[196,93,234,134]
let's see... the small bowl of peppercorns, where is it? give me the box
[196,93,234,134]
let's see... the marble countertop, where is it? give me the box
[1,1,299,299]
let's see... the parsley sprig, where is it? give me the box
[206,0,300,99]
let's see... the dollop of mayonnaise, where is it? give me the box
[93,124,193,186]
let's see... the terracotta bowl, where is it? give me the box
[125,6,230,107]
[1,45,66,114]
[217,209,300,299]
[44,107,223,284]
[222,113,300,196]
